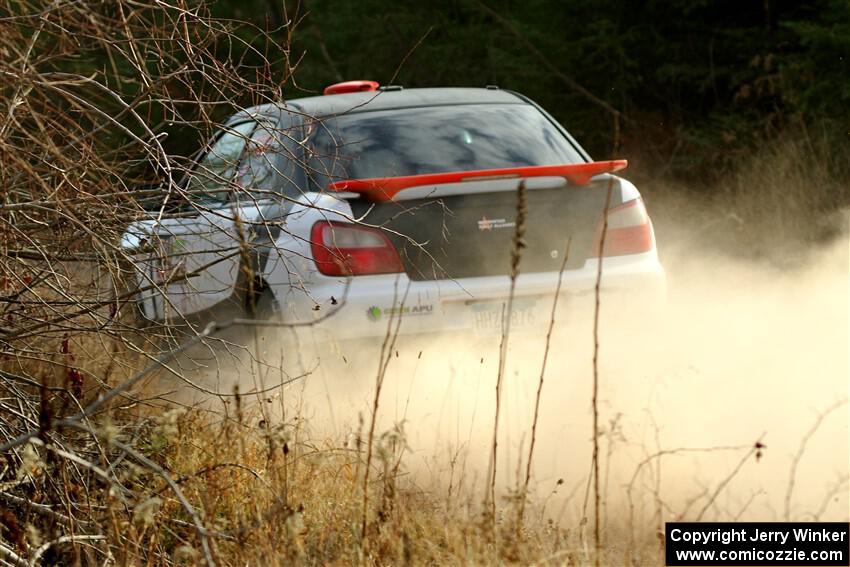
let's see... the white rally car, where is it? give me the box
[122,82,665,345]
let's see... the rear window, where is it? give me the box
[305,104,585,187]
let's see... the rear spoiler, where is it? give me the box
[327,160,627,202]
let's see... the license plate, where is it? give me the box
[471,299,538,335]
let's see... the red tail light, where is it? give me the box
[310,221,403,276]
[590,198,654,257]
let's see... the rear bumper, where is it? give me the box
[273,251,666,343]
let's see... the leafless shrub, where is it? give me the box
[0,1,299,563]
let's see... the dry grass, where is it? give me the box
[640,129,849,267]
[127,407,578,566]
[2,396,638,566]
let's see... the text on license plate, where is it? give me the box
[471,300,538,333]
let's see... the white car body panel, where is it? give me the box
[260,176,665,342]
[126,174,664,338]
[121,88,666,340]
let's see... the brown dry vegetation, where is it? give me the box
[1,1,848,566]
[2,140,845,567]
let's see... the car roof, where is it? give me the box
[227,87,528,124]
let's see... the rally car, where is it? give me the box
[121,82,665,343]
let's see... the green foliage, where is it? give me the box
[14,0,843,182]
[781,0,850,114]
[269,0,849,181]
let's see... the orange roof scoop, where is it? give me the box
[323,80,380,95]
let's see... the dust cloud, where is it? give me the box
[170,209,849,529]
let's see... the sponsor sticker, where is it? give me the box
[366,304,434,321]
[477,215,516,231]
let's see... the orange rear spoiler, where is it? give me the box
[327,160,627,202]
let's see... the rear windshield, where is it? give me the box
[305,104,585,187]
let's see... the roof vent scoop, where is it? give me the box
[323,80,380,95]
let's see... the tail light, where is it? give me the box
[310,221,403,276]
[590,198,654,257]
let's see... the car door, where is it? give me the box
[147,113,306,321]
[146,120,259,320]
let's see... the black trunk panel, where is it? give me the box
[350,181,617,281]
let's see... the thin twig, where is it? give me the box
[589,111,621,567]
[695,434,766,521]
[28,535,106,567]
[783,399,847,521]
[486,180,527,525]
[518,237,571,529]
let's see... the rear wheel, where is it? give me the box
[243,285,297,380]
[245,278,279,320]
